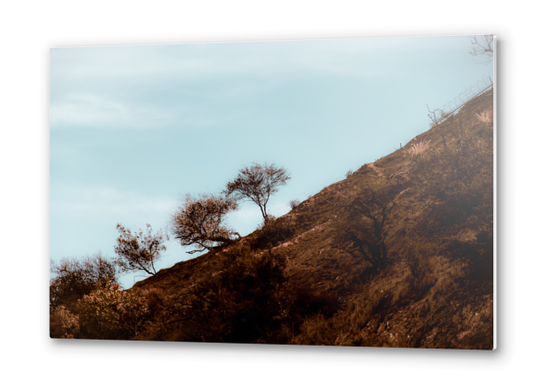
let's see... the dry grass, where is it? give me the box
[475,108,493,124]
[406,139,431,158]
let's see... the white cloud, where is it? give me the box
[50,36,475,132]
[50,93,128,127]
[51,184,176,221]
[50,92,190,130]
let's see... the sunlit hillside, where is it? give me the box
[51,88,494,349]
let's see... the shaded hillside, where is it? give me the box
[129,88,494,348]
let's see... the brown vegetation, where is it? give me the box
[171,194,239,254]
[51,88,494,349]
[114,224,169,275]
[224,162,290,222]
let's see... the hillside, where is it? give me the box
[130,88,494,348]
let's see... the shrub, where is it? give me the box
[406,139,431,158]
[165,243,339,344]
[50,306,80,339]
[175,245,291,343]
[50,253,119,313]
[296,287,385,346]
[289,199,301,210]
[76,279,149,340]
[475,108,493,124]
[345,169,353,178]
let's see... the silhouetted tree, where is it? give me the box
[346,177,396,271]
[224,162,290,222]
[114,224,169,275]
[171,194,239,254]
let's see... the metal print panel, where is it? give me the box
[50,35,495,349]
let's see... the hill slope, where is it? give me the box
[133,88,494,349]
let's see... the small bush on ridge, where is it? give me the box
[289,199,301,210]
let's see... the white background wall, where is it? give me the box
[1,1,539,382]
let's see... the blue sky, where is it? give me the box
[50,35,493,288]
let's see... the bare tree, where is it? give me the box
[171,194,239,254]
[470,35,494,57]
[114,224,169,275]
[50,252,119,312]
[345,178,396,271]
[224,162,291,222]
